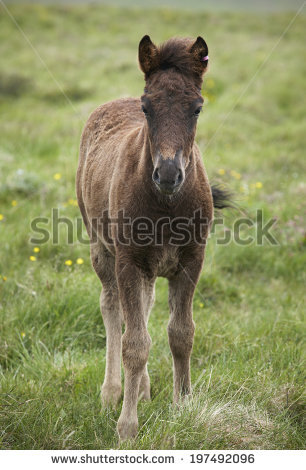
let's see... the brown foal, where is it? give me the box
[76,35,221,440]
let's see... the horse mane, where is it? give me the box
[156,37,195,74]
[145,37,207,87]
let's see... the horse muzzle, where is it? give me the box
[152,151,185,195]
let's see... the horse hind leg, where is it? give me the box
[100,286,123,406]
[138,279,155,401]
[91,242,123,407]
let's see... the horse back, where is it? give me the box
[76,97,144,235]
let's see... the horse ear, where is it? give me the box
[189,36,209,75]
[139,35,159,75]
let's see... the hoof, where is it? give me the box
[117,418,138,441]
[173,389,192,406]
[101,383,122,408]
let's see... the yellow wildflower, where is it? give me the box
[76,258,84,265]
[33,247,40,253]
[29,256,36,261]
[206,78,215,89]
[255,182,263,189]
[11,200,17,207]
[53,173,62,180]
[199,302,204,308]
[2,276,7,281]
[0,214,4,221]
[218,168,225,175]
[65,259,73,266]
[230,170,241,179]
[21,332,26,338]
[207,94,215,103]
[68,198,78,207]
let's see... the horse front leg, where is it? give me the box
[116,260,151,440]
[167,252,204,403]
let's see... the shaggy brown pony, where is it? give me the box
[76,35,228,440]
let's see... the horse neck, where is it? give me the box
[137,123,154,176]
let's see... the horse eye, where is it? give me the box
[194,107,202,117]
[141,105,148,115]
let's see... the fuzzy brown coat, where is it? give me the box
[76,36,213,440]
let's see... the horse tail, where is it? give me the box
[211,184,235,210]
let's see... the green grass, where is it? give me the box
[0,3,305,450]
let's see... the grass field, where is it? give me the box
[0,2,305,450]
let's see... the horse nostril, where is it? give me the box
[176,169,183,185]
[153,168,160,184]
